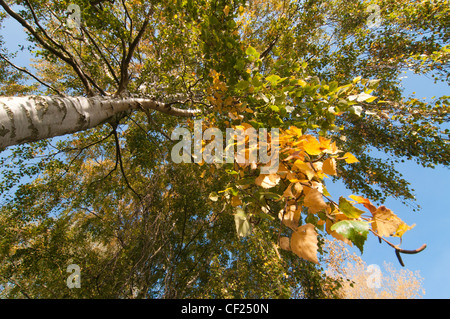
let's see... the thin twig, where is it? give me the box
[112,127,142,201]
[370,229,427,266]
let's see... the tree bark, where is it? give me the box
[0,95,198,149]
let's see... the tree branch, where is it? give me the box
[81,25,120,85]
[0,96,200,149]
[0,0,95,96]
[0,53,64,96]
[370,229,427,266]
[117,10,152,95]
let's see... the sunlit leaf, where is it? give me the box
[303,187,328,214]
[234,208,251,237]
[348,195,377,213]
[322,158,337,175]
[343,152,359,164]
[372,206,415,238]
[291,223,319,264]
[255,173,280,189]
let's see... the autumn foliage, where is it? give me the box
[0,0,447,298]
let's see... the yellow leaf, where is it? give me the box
[372,206,414,237]
[287,126,303,137]
[319,136,332,152]
[291,223,319,264]
[293,160,316,180]
[255,173,280,189]
[329,141,339,154]
[282,183,295,199]
[223,5,230,16]
[302,135,322,156]
[395,222,415,237]
[353,76,362,83]
[322,158,337,175]
[297,79,307,87]
[343,152,359,164]
[278,206,301,231]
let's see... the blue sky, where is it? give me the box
[327,71,450,298]
[1,12,449,298]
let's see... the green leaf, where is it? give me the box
[331,220,369,254]
[266,74,281,86]
[329,81,338,92]
[236,80,250,90]
[269,105,279,112]
[367,79,381,89]
[236,176,256,185]
[338,197,365,218]
[252,75,263,88]
[257,210,275,221]
[246,45,260,60]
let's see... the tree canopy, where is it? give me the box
[0,0,448,298]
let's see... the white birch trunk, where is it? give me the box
[0,95,198,149]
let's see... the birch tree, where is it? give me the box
[0,0,447,298]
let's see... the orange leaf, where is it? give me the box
[303,187,328,214]
[322,157,337,175]
[349,195,377,213]
[279,205,301,231]
[279,237,291,251]
[231,196,242,207]
[291,223,319,264]
[282,183,295,199]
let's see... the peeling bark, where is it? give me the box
[0,96,199,149]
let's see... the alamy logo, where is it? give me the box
[170,120,280,174]
[66,4,81,30]
[66,264,81,289]
[366,264,382,289]
[366,4,381,29]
